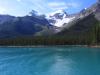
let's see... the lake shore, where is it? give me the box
[87,45,100,48]
[0,45,99,48]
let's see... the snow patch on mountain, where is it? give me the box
[51,17,75,27]
[47,10,75,27]
[49,10,67,17]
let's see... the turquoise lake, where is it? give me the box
[0,46,100,75]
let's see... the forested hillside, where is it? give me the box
[0,15,99,46]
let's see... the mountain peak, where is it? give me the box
[47,9,75,27]
[98,0,100,2]
[47,10,69,21]
[49,9,67,17]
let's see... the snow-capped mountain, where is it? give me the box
[0,0,99,39]
[47,10,75,27]
[76,0,100,21]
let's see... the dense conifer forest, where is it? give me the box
[0,22,99,46]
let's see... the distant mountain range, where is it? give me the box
[0,14,52,38]
[0,0,100,45]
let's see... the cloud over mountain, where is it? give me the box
[0,0,96,16]
[48,2,79,10]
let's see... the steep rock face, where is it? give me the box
[43,1,100,34]
[56,1,100,35]
[58,14,99,35]
[79,1,100,20]
[98,0,100,2]
[94,3,100,20]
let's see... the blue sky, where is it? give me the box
[0,0,97,16]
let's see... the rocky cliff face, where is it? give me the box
[56,0,100,35]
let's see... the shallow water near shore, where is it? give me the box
[0,46,100,75]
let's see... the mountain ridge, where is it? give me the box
[0,1,99,45]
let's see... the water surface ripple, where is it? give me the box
[0,47,100,75]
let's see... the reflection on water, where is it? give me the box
[0,47,100,75]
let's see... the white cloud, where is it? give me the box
[48,2,66,7]
[66,3,79,7]
[15,0,81,15]
[48,2,79,10]
[0,7,6,14]
[23,0,50,14]
[17,0,21,2]
[18,0,80,15]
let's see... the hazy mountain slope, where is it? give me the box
[56,1,100,34]
[0,15,51,38]
[57,14,99,35]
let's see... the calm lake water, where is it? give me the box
[0,46,100,75]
